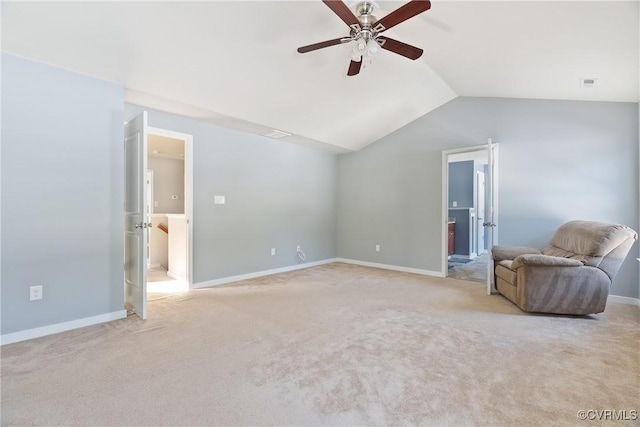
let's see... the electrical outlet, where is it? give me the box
[271,248,276,256]
[30,285,43,301]
[452,201,457,207]
[375,244,381,252]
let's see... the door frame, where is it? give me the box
[146,126,194,288]
[476,170,486,255]
[441,144,499,277]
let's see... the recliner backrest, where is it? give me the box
[542,220,638,279]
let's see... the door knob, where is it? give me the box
[483,222,496,227]
[135,222,144,229]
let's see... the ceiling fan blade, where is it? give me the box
[297,37,351,53]
[322,0,361,29]
[377,37,423,60]
[373,0,431,33]
[347,60,362,76]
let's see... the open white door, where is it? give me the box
[124,112,148,319]
[485,138,498,295]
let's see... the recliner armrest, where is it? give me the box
[511,254,583,269]
[492,246,541,262]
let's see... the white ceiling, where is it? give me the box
[2,1,638,152]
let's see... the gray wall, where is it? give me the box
[1,54,125,335]
[1,54,337,337]
[148,156,184,214]
[125,105,338,283]
[449,209,471,256]
[337,97,639,298]
[448,161,474,208]
[337,138,443,271]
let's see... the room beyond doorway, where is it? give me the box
[147,266,188,293]
[441,143,498,287]
[448,253,488,283]
[146,128,193,296]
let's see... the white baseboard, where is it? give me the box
[192,258,338,289]
[608,294,640,307]
[1,310,127,346]
[334,258,445,278]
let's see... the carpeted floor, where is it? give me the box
[2,262,638,426]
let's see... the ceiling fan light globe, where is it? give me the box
[353,40,367,54]
[366,39,379,55]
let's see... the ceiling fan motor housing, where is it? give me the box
[354,1,380,40]
[356,1,377,28]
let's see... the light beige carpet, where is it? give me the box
[2,262,639,426]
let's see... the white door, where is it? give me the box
[485,139,498,295]
[124,112,148,319]
[476,171,486,254]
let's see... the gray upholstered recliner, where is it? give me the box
[492,220,637,315]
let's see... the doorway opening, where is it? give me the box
[441,143,498,290]
[146,128,193,295]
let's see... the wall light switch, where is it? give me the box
[452,201,458,207]
[271,248,276,256]
[375,244,381,252]
[214,196,225,205]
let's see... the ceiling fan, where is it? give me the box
[297,0,431,76]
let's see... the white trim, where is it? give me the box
[441,151,449,277]
[192,259,338,289]
[489,143,500,247]
[608,295,640,308]
[0,310,127,346]
[335,258,445,278]
[146,169,155,214]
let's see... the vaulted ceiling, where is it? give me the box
[2,1,638,152]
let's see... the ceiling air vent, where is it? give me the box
[263,129,291,139]
[580,78,598,88]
